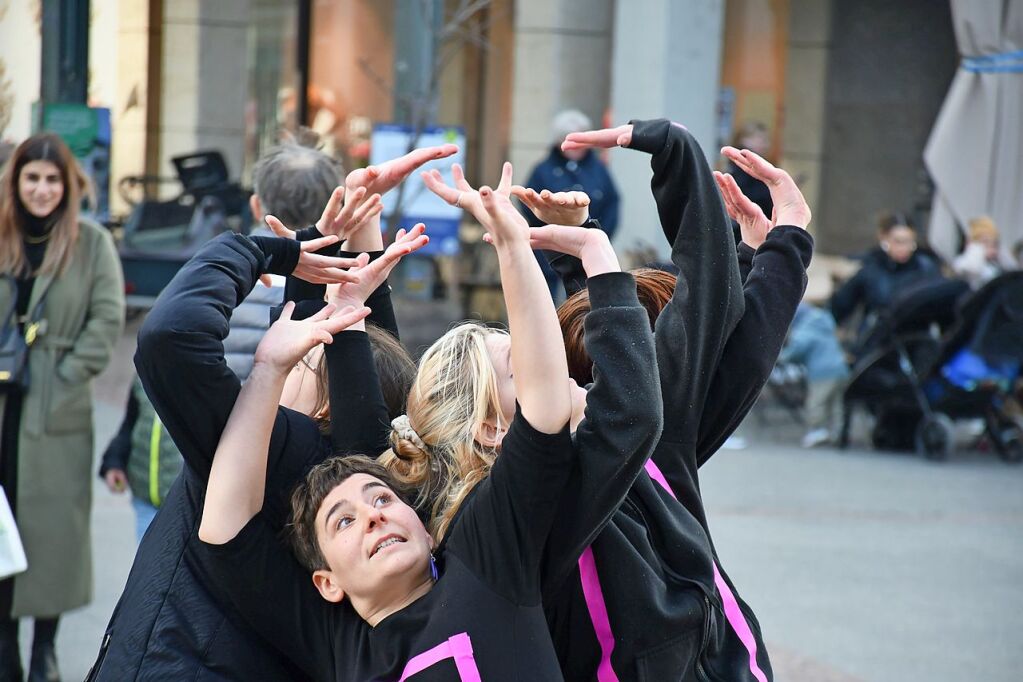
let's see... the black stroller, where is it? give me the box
[839,273,1023,461]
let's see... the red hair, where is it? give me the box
[558,268,677,384]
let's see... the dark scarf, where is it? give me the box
[17,204,59,273]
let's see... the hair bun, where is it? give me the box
[390,415,429,461]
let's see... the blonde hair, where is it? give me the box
[968,215,999,243]
[378,322,507,540]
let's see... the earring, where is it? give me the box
[429,553,439,581]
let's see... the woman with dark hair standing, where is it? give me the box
[0,133,124,682]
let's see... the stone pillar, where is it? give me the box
[110,0,161,215]
[158,0,250,183]
[507,0,615,182]
[608,0,725,259]
[778,0,832,245]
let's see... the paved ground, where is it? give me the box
[16,316,1023,682]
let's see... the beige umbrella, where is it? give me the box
[924,0,1023,262]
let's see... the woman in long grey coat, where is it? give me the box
[0,133,124,682]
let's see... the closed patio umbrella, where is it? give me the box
[924,0,1023,262]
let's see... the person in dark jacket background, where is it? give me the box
[831,211,942,335]
[522,109,619,299]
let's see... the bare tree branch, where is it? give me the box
[372,0,495,246]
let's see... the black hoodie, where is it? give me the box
[541,119,812,681]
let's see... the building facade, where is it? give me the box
[0,0,958,257]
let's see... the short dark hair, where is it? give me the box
[252,142,341,228]
[877,210,916,235]
[288,455,418,573]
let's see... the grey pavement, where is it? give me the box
[20,318,1023,682]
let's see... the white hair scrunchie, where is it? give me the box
[391,414,427,451]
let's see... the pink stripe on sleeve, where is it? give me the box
[643,460,769,682]
[577,547,622,682]
[397,632,482,682]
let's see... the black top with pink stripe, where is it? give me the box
[202,410,574,681]
[538,119,812,681]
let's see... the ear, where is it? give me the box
[312,569,345,604]
[249,194,263,223]
[473,417,505,450]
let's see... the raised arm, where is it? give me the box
[323,226,429,456]
[696,150,814,466]
[520,225,663,593]
[424,162,572,432]
[199,301,370,543]
[422,163,574,595]
[697,228,812,462]
[135,231,360,480]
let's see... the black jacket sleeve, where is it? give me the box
[541,271,663,595]
[737,241,756,284]
[134,232,299,480]
[323,330,391,457]
[695,226,813,463]
[627,119,745,453]
[275,224,401,340]
[98,388,139,477]
[281,225,340,306]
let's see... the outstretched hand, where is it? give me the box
[713,171,772,249]
[263,189,382,243]
[346,144,459,197]
[263,218,370,284]
[561,124,633,152]
[719,147,811,235]
[326,224,430,308]
[317,185,384,241]
[492,223,619,278]
[422,162,529,247]
[511,186,590,226]
[253,300,371,374]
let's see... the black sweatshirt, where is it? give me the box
[94,233,388,681]
[202,410,574,682]
[541,120,812,681]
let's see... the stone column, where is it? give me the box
[778,0,832,244]
[608,0,725,259]
[507,0,615,181]
[158,0,250,182]
[110,0,160,214]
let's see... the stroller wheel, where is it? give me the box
[997,433,1023,464]
[915,414,954,460]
